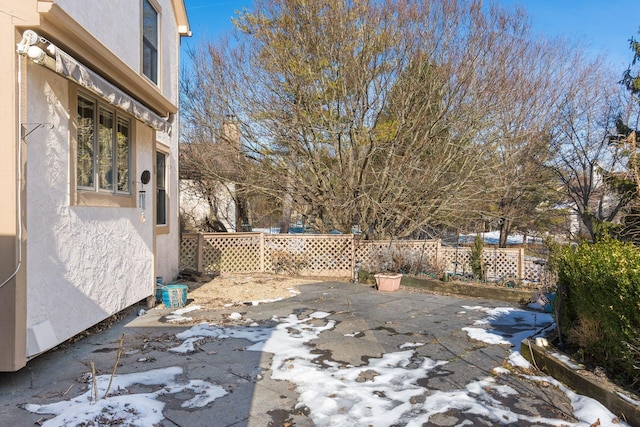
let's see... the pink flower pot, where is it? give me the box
[374,273,402,291]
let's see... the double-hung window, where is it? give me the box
[77,93,131,195]
[156,151,168,227]
[142,0,159,84]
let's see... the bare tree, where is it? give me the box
[548,59,634,242]
[612,30,640,244]
[480,37,581,247]
[181,0,573,239]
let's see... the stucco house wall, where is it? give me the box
[156,131,181,282]
[0,0,189,370]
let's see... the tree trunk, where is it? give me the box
[280,191,292,234]
[498,218,512,248]
[280,151,296,234]
[580,211,597,242]
[236,184,251,232]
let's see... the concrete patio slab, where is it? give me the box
[0,280,633,426]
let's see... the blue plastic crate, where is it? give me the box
[160,284,188,309]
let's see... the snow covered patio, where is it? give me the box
[0,281,631,426]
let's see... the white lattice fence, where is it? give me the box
[523,259,553,285]
[180,233,549,284]
[355,240,439,273]
[188,233,263,273]
[264,235,353,277]
[180,234,199,270]
[483,248,521,281]
[439,246,472,275]
[524,260,541,283]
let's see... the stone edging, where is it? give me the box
[520,338,640,427]
[400,275,533,303]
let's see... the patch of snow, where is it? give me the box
[172,305,201,315]
[309,311,331,319]
[508,351,532,369]
[459,231,543,245]
[24,367,226,427]
[175,323,227,340]
[228,312,243,320]
[617,392,640,407]
[247,297,284,306]
[550,352,583,370]
[462,326,510,345]
[165,314,193,323]
[526,374,626,426]
[461,305,554,348]
[399,342,425,349]
[169,336,204,353]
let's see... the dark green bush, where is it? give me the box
[557,238,640,391]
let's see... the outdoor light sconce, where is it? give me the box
[141,170,151,185]
[139,170,151,222]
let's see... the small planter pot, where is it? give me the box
[374,273,402,292]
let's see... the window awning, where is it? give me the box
[17,30,172,134]
[55,50,172,134]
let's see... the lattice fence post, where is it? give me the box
[518,247,525,280]
[435,239,441,270]
[350,235,356,274]
[197,233,204,273]
[259,233,265,272]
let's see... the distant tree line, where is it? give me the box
[180,0,640,246]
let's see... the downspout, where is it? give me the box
[0,54,24,290]
[1,31,58,290]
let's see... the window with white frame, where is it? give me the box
[77,93,131,194]
[156,151,167,226]
[142,0,158,84]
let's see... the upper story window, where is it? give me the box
[77,93,131,194]
[142,0,158,84]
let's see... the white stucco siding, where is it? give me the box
[56,0,139,68]
[155,134,180,283]
[153,0,181,281]
[159,3,180,104]
[156,231,178,283]
[25,64,155,355]
[57,0,182,100]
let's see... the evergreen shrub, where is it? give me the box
[557,238,640,391]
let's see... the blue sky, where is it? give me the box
[182,0,640,71]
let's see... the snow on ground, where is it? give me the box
[25,305,629,426]
[618,392,640,406]
[550,351,584,370]
[459,230,544,245]
[461,305,554,348]
[164,304,201,323]
[461,305,627,426]
[24,367,227,427]
[525,374,627,425]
